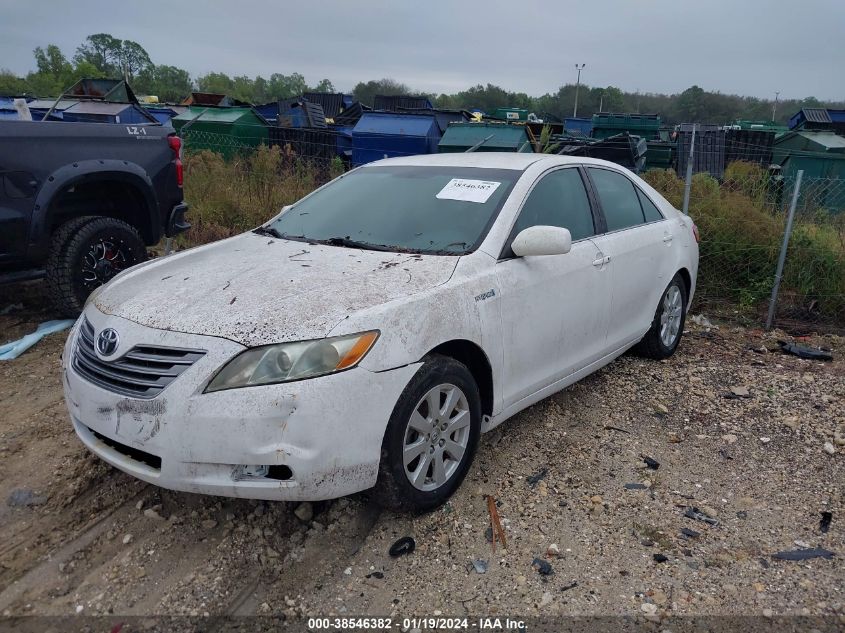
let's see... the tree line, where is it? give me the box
[1,33,843,125]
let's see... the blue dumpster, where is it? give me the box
[142,105,185,125]
[352,111,440,166]
[26,99,78,120]
[564,117,592,136]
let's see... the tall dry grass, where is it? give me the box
[180,145,343,245]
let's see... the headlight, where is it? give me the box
[205,331,379,392]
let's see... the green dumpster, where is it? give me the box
[645,140,675,170]
[438,123,534,153]
[592,113,661,140]
[172,107,269,159]
[492,107,528,122]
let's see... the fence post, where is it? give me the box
[681,124,696,215]
[765,170,804,330]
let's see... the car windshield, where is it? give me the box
[264,165,520,254]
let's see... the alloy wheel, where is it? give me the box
[81,237,132,290]
[402,383,471,491]
[659,284,683,347]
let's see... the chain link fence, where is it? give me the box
[643,159,845,333]
[177,126,845,333]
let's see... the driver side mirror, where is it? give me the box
[511,225,572,257]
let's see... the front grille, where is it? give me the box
[72,319,205,399]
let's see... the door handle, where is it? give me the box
[662,233,673,244]
[592,256,604,267]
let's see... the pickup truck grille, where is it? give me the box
[72,319,205,399]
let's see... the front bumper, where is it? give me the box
[62,309,420,501]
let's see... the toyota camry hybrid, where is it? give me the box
[62,153,698,511]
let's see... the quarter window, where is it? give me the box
[511,169,595,241]
[637,188,664,222]
[588,168,645,232]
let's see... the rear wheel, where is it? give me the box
[373,355,481,512]
[46,216,147,317]
[634,274,687,360]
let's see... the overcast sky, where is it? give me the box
[2,0,843,101]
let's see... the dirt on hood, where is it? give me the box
[93,232,459,346]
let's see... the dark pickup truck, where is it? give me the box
[0,120,189,315]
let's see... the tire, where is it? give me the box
[634,273,688,360]
[373,355,482,513]
[46,216,147,317]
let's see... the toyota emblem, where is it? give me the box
[96,328,120,356]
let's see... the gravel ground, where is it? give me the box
[0,283,842,627]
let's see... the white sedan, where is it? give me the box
[62,153,698,511]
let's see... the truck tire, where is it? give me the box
[46,216,147,317]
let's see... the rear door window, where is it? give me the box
[587,168,645,232]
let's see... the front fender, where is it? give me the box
[328,259,503,413]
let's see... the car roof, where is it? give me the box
[363,152,623,172]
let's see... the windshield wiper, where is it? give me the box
[317,236,393,252]
[253,225,285,239]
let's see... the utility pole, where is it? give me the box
[598,91,604,113]
[573,63,586,117]
[772,91,780,122]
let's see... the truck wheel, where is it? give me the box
[46,216,147,317]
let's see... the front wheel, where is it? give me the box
[634,274,688,360]
[373,355,481,513]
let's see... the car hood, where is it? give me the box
[94,232,459,347]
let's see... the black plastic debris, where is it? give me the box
[561,581,578,592]
[642,455,660,470]
[680,527,701,539]
[684,506,719,526]
[366,571,384,579]
[778,341,833,361]
[388,536,416,558]
[485,526,494,543]
[527,468,548,486]
[531,557,554,576]
[653,553,668,563]
[820,511,833,534]
[771,548,835,561]
[624,483,648,490]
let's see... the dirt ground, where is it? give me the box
[0,281,842,628]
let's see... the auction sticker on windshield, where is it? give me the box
[436,178,501,203]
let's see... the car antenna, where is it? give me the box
[465,134,494,153]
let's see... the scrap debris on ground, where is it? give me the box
[0,287,842,619]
